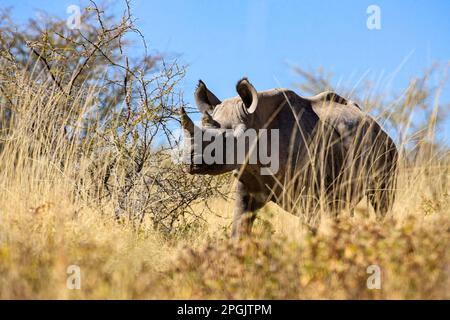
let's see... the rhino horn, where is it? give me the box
[201,111,217,127]
[180,107,195,135]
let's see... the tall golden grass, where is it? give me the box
[0,61,448,299]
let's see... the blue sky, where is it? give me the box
[3,0,450,139]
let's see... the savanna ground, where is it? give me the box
[0,1,449,299]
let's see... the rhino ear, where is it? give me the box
[195,80,221,113]
[236,77,258,113]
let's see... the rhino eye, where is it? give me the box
[212,122,222,129]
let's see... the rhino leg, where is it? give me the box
[368,180,396,220]
[349,208,355,217]
[367,142,398,220]
[231,181,264,237]
[367,164,397,220]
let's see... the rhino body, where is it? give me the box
[180,78,398,236]
[310,93,398,216]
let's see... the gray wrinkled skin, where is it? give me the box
[180,78,398,237]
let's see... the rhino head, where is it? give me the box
[180,78,279,176]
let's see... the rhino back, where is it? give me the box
[249,90,345,209]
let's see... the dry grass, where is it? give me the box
[0,150,448,299]
[0,60,449,299]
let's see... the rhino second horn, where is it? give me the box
[201,111,215,127]
[180,107,195,134]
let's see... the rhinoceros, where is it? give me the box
[180,78,398,236]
